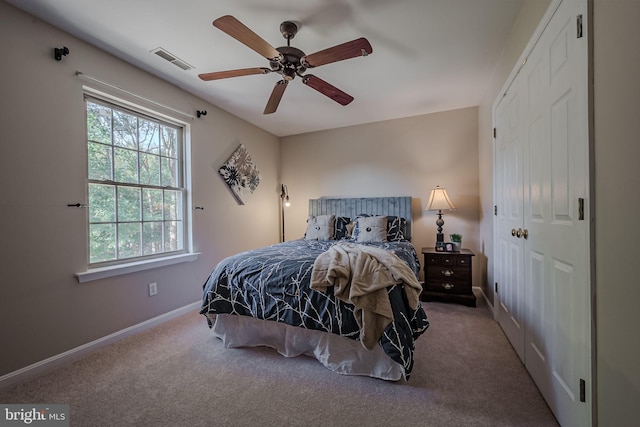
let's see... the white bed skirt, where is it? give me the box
[211,314,404,381]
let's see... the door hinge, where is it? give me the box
[580,379,586,402]
[493,127,497,138]
[494,205,498,216]
[577,14,583,38]
[495,282,498,293]
[578,198,585,220]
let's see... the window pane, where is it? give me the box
[143,222,163,255]
[117,186,141,222]
[90,223,116,263]
[113,111,137,149]
[87,102,112,144]
[89,183,115,222]
[139,119,159,153]
[114,147,138,183]
[142,188,163,221]
[163,190,182,220]
[161,126,177,157]
[160,156,177,187]
[88,142,112,181]
[164,221,181,252]
[86,97,187,266]
[118,223,141,259]
[140,153,160,186]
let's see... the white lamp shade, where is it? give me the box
[426,186,456,211]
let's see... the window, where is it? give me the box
[85,96,187,266]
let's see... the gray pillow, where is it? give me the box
[304,215,336,240]
[355,216,388,243]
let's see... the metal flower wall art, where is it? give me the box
[219,144,261,205]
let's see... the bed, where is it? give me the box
[200,197,429,380]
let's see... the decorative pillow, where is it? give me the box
[355,216,388,243]
[345,221,356,239]
[334,216,351,240]
[350,213,371,240]
[304,215,336,240]
[386,216,407,241]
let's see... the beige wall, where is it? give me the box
[593,1,640,424]
[0,2,280,376]
[281,107,480,283]
[477,0,551,306]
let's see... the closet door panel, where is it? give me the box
[495,90,525,361]
[522,0,591,425]
[494,1,591,425]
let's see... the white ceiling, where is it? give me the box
[7,0,524,137]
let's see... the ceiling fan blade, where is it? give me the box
[198,67,271,81]
[264,80,289,114]
[302,75,354,106]
[213,15,281,61]
[302,37,373,68]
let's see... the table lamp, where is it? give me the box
[426,185,455,248]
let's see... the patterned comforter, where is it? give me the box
[200,239,429,378]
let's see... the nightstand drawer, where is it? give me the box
[425,254,442,265]
[424,279,470,294]
[426,254,456,266]
[457,257,471,266]
[426,254,471,267]
[426,266,468,281]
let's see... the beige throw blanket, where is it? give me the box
[310,242,423,350]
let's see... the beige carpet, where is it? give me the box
[0,297,558,426]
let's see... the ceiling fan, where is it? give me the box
[198,15,373,114]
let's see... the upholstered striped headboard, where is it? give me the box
[308,196,412,240]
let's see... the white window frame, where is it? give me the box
[76,87,197,283]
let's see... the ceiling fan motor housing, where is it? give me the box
[272,46,307,80]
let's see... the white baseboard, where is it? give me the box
[0,301,201,389]
[474,286,496,317]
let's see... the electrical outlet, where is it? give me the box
[148,282,158,296]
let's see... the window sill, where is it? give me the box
[75,253,200,283]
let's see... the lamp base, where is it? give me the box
[435,211,446,249]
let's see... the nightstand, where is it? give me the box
[421,247,476,307]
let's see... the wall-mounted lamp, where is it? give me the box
[280,184,290,242]
[54,46,69,61]
[426,185,455,248]
[196,110,207,118]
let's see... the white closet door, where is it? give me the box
[521,0,590,425]
[493,0,591,425]
[495,89,525,362]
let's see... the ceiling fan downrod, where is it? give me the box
[279,21,299,45]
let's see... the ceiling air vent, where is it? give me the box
[150,47,194,71]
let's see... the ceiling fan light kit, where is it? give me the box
[198,15,372,114]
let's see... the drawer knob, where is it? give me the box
[442,269,454,277]
[442,283,454,290]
